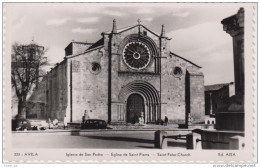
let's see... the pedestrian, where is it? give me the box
[164,116,168,126]
[63,116,68,129]
[47,118,52,129]
[82,110,88,123]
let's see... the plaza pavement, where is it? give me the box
[12,124,192,149]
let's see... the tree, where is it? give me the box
[11,42,48,118]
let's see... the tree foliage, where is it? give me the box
[11,42,48,118]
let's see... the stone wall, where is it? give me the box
[199,129,244,149]
[186,69,205,123]
[162,55,201,124]
[45,60,68,121]
[67,46,108,123]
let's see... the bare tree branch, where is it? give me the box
[11,42,48,118]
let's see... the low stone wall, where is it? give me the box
[193,129,244,149]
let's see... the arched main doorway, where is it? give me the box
[119,81,160,124]
[127,93,144,124]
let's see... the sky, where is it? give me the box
[5,3,244,85]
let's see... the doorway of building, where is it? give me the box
[127,93,144,124]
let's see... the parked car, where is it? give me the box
[81,119,110,129]
[12,118,32,131]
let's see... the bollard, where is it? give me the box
[154,130,167,149]
[229,135,245,149]
[186,133,193,149]
[192,132,202,150]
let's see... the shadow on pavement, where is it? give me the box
[135,146,154,149]
[85,136,186,148]
[168,141,186,148]
[70,130,80,136]
[86,136,154,144]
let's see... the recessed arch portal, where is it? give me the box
[119,81,160,123]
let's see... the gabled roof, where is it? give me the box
[103,24,137,34]
[102,24,171,40]
[170,52,202,68]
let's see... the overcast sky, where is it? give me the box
[5,3,244,85]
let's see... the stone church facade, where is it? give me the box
[31,20,205,125]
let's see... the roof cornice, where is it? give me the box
[170,52,202,68]
[66,45,104,59]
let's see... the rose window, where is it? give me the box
[123,42,151,70]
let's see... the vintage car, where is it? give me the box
[12,118,32,131]
[81,119,110,129]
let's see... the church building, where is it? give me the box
[31,20,205,125]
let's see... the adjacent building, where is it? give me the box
[204,82,235,116]
[204,82,235,125]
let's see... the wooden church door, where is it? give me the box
[127,93,144,124]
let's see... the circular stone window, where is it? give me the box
[90,62,101,74]
[122,42,151,70]
[173,67,183,77]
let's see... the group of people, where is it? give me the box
[134,112,169,126]
[81,110,169,126]
[156,116,169,126]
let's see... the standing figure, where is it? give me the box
[164,116,168,126]
[82,110,88,123]
[139,112,144,125]
[47,118,54,129]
